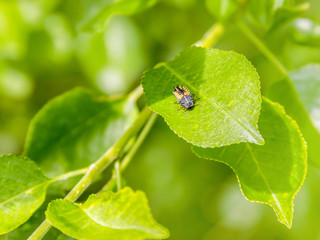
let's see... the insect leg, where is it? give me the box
[194,102,202,107]
[182,108,187,116]
[193,95,200,100]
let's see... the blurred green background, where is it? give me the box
[1,0,320,239]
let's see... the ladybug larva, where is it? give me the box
[173,85,201,115]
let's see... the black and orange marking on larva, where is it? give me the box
[173,85,201,115]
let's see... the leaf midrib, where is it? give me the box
[27,100,127,159]
[81,204,161,234]
[162,63,261,142]
[0,181,48,207]
[245,143,288,224]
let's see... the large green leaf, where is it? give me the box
[142,46,264,148]
[24,88,138,175]
[268,78,320,168]
[46,187,169,240]
[193,98,307,228]
[0,154,50,234]
[75,0,157,32]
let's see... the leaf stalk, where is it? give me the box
[195,22,224,48]
[28,106,152,240]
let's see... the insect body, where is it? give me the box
[173,85,201,115]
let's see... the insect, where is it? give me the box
[173,85,201,115]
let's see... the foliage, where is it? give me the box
[1,0,320,239]
[24,88,138,175]
[75,0,158,32]
[193,98,307,228]
[0,155,49,234]
[142,47,263,148]
[46,187,169,240]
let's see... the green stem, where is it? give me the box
[49,168,88,183]
[27,20,222,240]
[99,113,158,193]
[237,21,289,78]
[120,113,157,172]
[195,22,224,48]
[115,161,121,191]
[128,84,144,102]
[28,107,152,240]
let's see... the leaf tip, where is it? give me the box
[247,129,265,146]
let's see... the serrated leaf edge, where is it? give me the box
[46,188,169,239]
[142,46,264,148]
[192,98,307,228]
[0,154,50,234]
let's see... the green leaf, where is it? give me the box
[0,154,50,234]
[205,0,238,21]
[46,187,169,240]
[24,88,138,175]
[247,0,306,30]
[193,98,307,228]
[270,3,309,32]
[75,0,157,32]
[142,46,264,148]
[267,78,320,168]
[247,0,281,28]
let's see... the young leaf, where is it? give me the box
[270,3,309,33]
[205,0,238,22]
[142,46,264,148]
[193,98,307,228]
[268,78,320,168]
[247,0,307,31]
[24,88,138,175]
[46,187,169,240]
[75,0,157,32]
[247,0,289,29]
[0,154,50,234]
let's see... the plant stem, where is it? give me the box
[195,22,224,48]
[120,113,157,172]
[28,107,152,240]
[27,20,222,240]
[115,161,121,191]
[237,21,289,78]
[99,113,158,193]
[49,168,88,183]
[128,84,144,102]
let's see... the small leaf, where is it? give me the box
[142,47,264,148]
[193,98,307,228]
[0,154,50,234]
[268,78,320,168]
[270,3,309,32]
[46,187,169,240]
[205,0,238,21]
[247,0,306,30]
[75,0,158,32]
[24,88,138,175]
[247,0,279,28]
